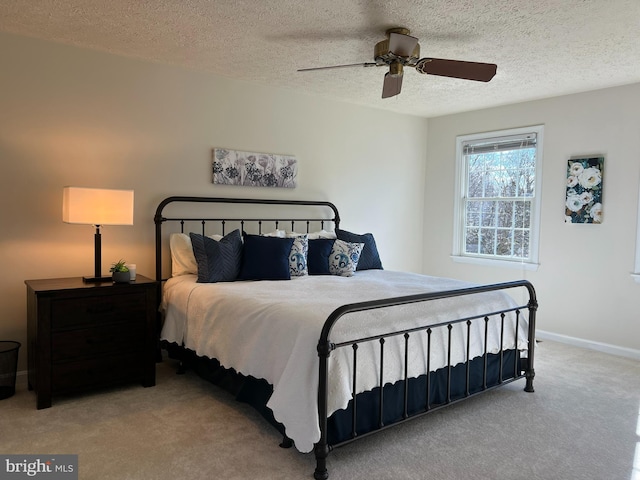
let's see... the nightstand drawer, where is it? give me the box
[51,323,145,361]
[51,292,147,330]
[52,353,144,393]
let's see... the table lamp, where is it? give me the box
[62,186,134,282]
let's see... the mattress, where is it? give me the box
[160,270,529,452]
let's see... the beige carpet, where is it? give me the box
[1,340,639,480]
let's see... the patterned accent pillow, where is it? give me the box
[288,234,309,277]
[329,239,364,277]
[189,230,242,283]
[336,229,383,271]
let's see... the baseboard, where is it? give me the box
[536,329,640,361]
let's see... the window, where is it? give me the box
[453,126,543,269]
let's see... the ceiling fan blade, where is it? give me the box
[298,62,376,72]
[415,58,497,82]
[382,72,403,98]
[388,32,419,57]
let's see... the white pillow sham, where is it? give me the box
[170,232,222,276]
[288,229,336,240]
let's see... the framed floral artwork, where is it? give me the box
[565,156,604,223]
[212,148,297,188]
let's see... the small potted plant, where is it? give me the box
[110,259,130,283]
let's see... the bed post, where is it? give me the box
[524,283,538,392]
[314,339,331,480]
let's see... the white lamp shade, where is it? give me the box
[63,187,134,225]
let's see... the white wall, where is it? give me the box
[0,32,429,369]
[5,30,636,372]
[424,83,640,352]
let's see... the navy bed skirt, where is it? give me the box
[162,341,521,446]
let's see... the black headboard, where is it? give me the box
[154,196,340,281]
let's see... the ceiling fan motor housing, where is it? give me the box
[374,28,420,66]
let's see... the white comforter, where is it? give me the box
[160,270,529,453]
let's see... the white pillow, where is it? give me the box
[288,229,336,240]
[262,229,286,238]
[170,233,222,276]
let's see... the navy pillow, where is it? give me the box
[239,234,294,280]
[190,229,242,283]
[307,238,335,275]
[336,229,383,271]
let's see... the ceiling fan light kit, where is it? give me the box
[298,27,497,99]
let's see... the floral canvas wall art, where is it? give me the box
[212,148,297,188]
[565,156,604,223]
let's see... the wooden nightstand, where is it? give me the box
[25,275,158,409]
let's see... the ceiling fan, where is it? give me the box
[298,27,497,99]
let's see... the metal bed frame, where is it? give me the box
[154,196,538,480]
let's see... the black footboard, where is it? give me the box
[313,281,537,480]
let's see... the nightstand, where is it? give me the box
[25,275,158,409]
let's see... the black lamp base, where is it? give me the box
[84,225,112,283]
[82,275,113,283]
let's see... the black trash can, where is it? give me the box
[0,341,20,400]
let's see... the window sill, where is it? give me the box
[451,255,539,271]
[632,273,640,284]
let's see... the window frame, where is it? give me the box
[452,125,544,270]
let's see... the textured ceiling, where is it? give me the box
[1,0,639,117]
